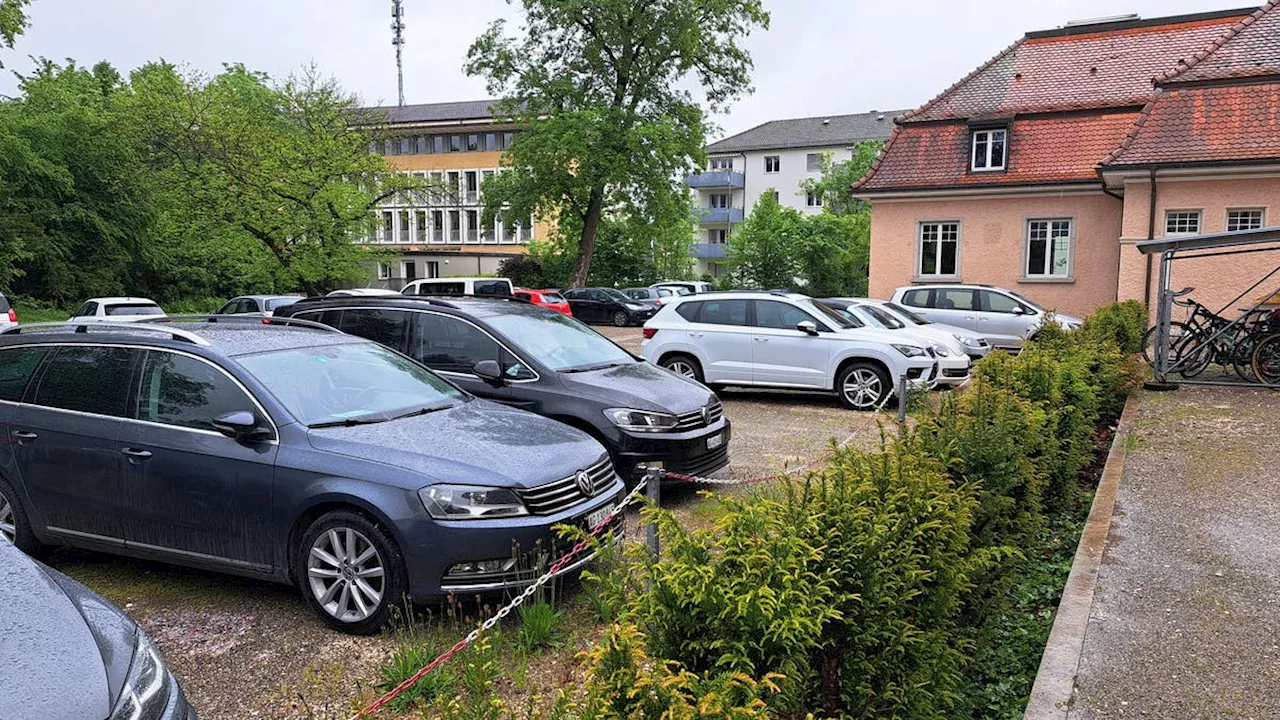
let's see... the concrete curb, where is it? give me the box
[1022,392,1142,720]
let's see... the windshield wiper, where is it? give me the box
[389,403,454,420]
[308,415,391,429]
[562,361,630,374]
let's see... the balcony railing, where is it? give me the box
[465,229,479,243]
[685,170,745,189]
[698,207,744,224]
[692,243,728,259]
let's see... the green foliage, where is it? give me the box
[514,599,564,652]
[629,495,838,706]
[0,0,30,58]
[1081,300,1147,355]
[779,438,978,718]
[497,255,547,289]
[800,140,882,217]
[726,191,805,289]
[466,0,768,286]
[377,640,460,712]
[795,212,870,298]
[580,538,634,624]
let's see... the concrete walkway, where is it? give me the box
[1070,387,1280,719]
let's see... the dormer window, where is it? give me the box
[971,128,1007,172]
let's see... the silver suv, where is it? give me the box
[890,284,1081,350]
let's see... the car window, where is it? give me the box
[981,291,1022,314]
[337,308,411,354]
[485,311,632,373]
[418,282,464,296]
[216,300,238,315]
[137,351,256,431]
[514,291,533,302]
[236,342,465,426]
[884,302,929,325]
[105,303,164,317]
[657,288,673,297]
[754,300,820,331]
[412,313,534,379]
[474,280,511,296]
[264,298,297,311]
[935,289,975,311]
[862,305,905,329]
[73,301,99,317]
[542,292,566,304]
[32,346,135,417]
[695,299,749,326]
[0,347,47,401]
[675,302,701,322]
[900,289,929,308]
[0,294,11,312]
[563,289,584,300]
[588,290,607,301]
[623,289,645,300]
[817,303,864,328]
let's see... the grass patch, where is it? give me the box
[12,302,73,323]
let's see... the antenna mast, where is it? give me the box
[391,0,406,106]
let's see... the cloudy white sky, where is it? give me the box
[0,0,1251,139]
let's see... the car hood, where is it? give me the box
[0,541,114,720]
[834,326,929,348]
[921,322,987,343]
[307,399,608,489]
[559,360,716,414]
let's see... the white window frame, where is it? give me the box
[376,262,391,280]
[806,153,823,173]
[709,157,734,171]
[805,192,823,208]
[1227,208,1265,232]
[708,229,727,244]
[1165,210,1202,236]
[709,193,729,209]
[970,128,1007,172]
[764,155,780,174]
[916,221,961,279]
[1023,218,1073,281]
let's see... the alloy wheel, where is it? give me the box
[666,360,697,379]
[306,527,386,623]
[612,311,629,327]
[0,491,14,543]
[842,368,884,409]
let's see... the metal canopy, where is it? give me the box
[1137,226,1280,255]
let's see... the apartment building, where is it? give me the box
[361,99,544,288]
[685,111,900,277]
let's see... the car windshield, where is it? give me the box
[623,289,647,299]
[601,288,629,302]
[485,312,635,372]
[542,292,566,303]
[106,303,164,316]
[1006,290,1044,312]
[265,297,299,311]
[883,302,930,325]
[862,305,905,329]
[797,299,858,330]
[236,342,465,427]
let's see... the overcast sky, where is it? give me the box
[0,0,1250,139]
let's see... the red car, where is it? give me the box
[514,288,573,316]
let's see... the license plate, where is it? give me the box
[706,433,724,450]
[584,506,611,530]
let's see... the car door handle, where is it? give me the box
[12,430,37,441]
[754,337,768,342]
[689,331,704,338]
[121,448,153,461]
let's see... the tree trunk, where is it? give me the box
[569,186,605,287]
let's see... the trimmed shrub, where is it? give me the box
[779,437,979,718]
[1082,300,1147,355]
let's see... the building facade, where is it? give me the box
[855,6,1280,319]
[360,100,545,289]
[686,111,899,278]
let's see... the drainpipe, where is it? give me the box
[1143,168,1158,310]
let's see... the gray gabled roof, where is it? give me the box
[363,99,501,126]
[707,110,906,154]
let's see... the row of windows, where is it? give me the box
[707,152,830,175]
[376,260,441,282]
[379,168,495,208]
[0,346,255,433]
[918,219,1068,280]
[372,130,520,157]
[673,298,832,331]
[368,208,533,245]
[1167,208,1266,236]
[899,287,1031,315]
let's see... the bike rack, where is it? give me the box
[1138,227,1280,389]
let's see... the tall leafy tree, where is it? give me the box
[727,191,804,290]
[466,0,769,287]
[800,140,882,216]
[0,0,31,65]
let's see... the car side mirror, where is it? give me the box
[1012,306,1026,315]
[796,320,819,336]
[213,411,270,442]
[473,359,507,386]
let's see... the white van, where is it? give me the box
[402,277,514,297]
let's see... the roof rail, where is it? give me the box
[145,315,343,333]
[0,321,211,346]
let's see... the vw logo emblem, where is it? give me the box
[701,406,711,424]
[575,470,593,496]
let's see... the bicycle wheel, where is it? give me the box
[1252,333,1280,387]
[1174,334,1213,378]
[1142,321,1192,368]
[1231,332,1260,382]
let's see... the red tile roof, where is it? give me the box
[858,112,1142,191]
[903,13,1248,122]
[1103,83,1280,166]
[1157,2,1280,83]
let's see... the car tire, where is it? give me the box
[296,510,407,636]
[0,477,42,554]
[611,310,630,327]
[836,362,891,411]
[660,354,704,383]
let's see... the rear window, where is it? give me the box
[264,298,298,311]
[542,292,565,304]
[105,303,163,316]
[900,289,930,308]
[0,347,47,401]
[473,280,512,296]
[0,294,10,312]
[675,302,701,322]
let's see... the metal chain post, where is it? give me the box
[897,373,908,427]
[645,466,662,560]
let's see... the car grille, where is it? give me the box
[673,399,724,431]
[667,443,730,478]
[942,368,969,378]
[518,456,615,515]
[440,512,624,590]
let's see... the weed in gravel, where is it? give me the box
[378,641,460,713]
[514,600,564,652]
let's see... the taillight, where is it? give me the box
[6,309,15,323]
[642,327,657,339]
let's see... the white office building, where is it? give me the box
[685,110,902,278]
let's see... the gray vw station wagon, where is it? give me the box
[0,318,623,634]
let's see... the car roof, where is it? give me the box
[280,294,546,320]
[235,294,304,301]
[409,277,509,283]
[83,297,160,304]
[898,284,996,291]
[672,290,808,301]
[0,322,365,357]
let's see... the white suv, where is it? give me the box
[641,292,938,411]
[890,284,1082,350]
[68,297,166,322]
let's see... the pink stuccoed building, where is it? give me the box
[855,4,1280,319]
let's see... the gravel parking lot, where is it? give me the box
[40,325,887,719]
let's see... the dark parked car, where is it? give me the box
[622,287,676,308]
[277,297,730,483]
[0,318,622,634]
[560,287,657,326]
[0,537,196,719]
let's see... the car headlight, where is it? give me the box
[604,407,678,433]
[953,333,983,348]
[420,485,529,520]
[892,344,927,358]
[931,344,952,357]
[108,631,172,720]
[624,303,645,311]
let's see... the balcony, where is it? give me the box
[685,171,745,189]
[697,207,744,225]
[692,243,728,259]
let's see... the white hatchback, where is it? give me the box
[641,292,938,411]
[817,298,973,387]
[68,297,166,323]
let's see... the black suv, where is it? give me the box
[277,296,730,482]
